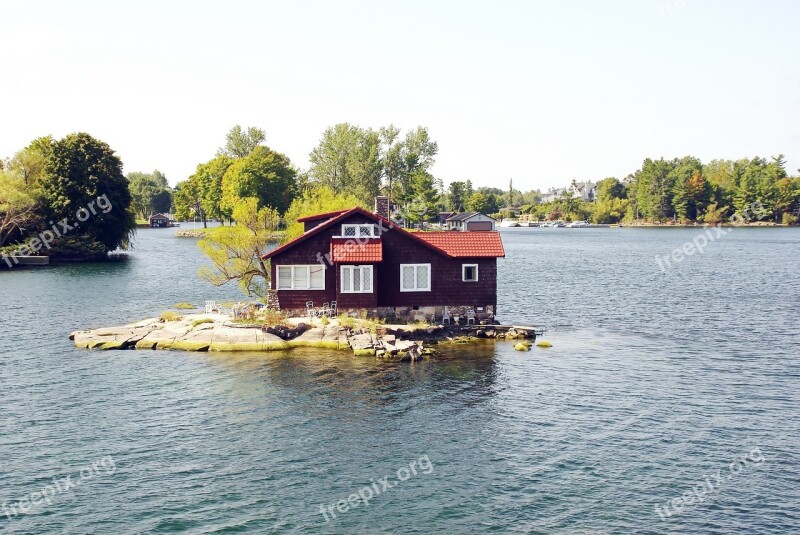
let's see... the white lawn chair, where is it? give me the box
[205,300,220,314]
[442,307,451,325]
[305,301,317,318]
[466,308,476,325]
[330,301,337,316]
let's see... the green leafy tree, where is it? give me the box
[39,133,135,253]
[448,181,467,212]
[282,186,361,243]
[219,125,266,158]
[596,177,626,201]
[198,197,279,297]
[401,170,440,225]
[309,123,381,204]
[221,145,297,215]
[6,136,53,186]
[193,155,234,223]
[631,158,676,221]
[128,170,171,220]
[379,125,404,205]
[465,191,491,213]
[775,177,800,221]
[591,198,630,224]
[173,178,204,224]
[0,169,36,246]
[152,189,173,214]
[485,193,501,214]
[398,126,438,200]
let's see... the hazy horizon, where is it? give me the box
[2,0,797,190]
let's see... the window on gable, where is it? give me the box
[341,265,373,293]
[400,264,431,292]
[342,224,374,238]
[462,264,479,282]
[276,265,325,290]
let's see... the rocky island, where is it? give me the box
[70,313,540,359]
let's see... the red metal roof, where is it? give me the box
[297,210,349,222]
[331,240,383,263]
[413,231,505,258]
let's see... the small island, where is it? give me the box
[70,312,539,359]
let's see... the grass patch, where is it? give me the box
[174,303,196,310]
[262,308,288,326]
[191,318,214,328]
[338,314,356,329]
[409,319,432,331]
[232,317,263,325]
[320,315,330,326]
[160,311,182,322]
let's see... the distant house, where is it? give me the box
[570,181,596,202]
[261,206,505,321]
[437,212,456,225]
[540,181,596,203]
[445,212,496,231]
[149,213,171,228]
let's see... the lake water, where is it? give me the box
[1,226,798,534]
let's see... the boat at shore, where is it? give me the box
[498,220,521,228]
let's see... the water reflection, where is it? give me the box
[198,344,502,411]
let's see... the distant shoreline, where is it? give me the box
[617,221,791,228]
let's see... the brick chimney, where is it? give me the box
[374,196,389,219]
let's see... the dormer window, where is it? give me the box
[342,224,375,238]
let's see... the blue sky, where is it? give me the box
[1,0,797,190]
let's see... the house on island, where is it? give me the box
[149,213,171,228]
[261,205,505,322]
[445,212,496,231]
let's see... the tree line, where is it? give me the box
[526,156,799,225]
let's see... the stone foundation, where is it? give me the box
[279,304,495,324]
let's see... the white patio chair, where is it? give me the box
[442,307,451,325]
[205,300,219,314]
[466,308,476,325]
[305,301,317,318]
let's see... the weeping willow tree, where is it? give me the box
[198,197,279,297]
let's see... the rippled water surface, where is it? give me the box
[1,227,799,534]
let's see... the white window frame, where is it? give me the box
[276,265,325,290]
[400,263,431,292]
[340,265,374,294]
[462,264,479,282]
[341,224,375,238]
